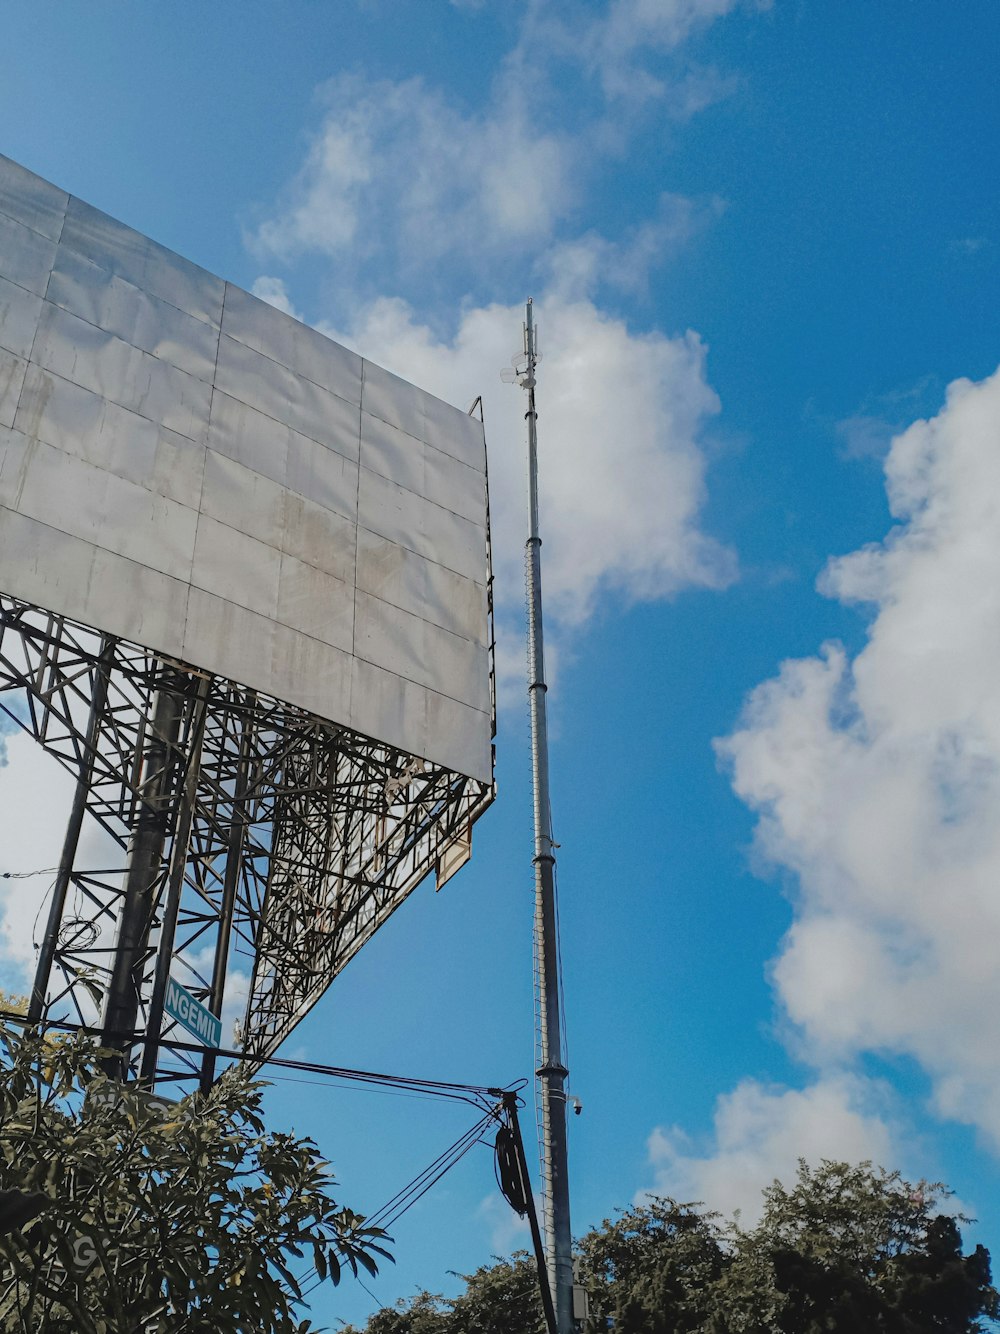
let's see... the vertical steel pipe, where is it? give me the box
[140,674,211,1086]
[521,298,573,1334]
[202,694,255,1092]
[101,676,183,1077]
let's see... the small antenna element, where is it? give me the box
[503,299,572,1334]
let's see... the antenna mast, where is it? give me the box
[511,298,573,1334]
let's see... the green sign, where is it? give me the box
[164,978,222,1048]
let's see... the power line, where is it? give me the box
[366,1110,498,1232]
[0,1007,549,1331]
[355,1277,385,1314]
[0,1009,520,1111]
[263,1071,479,1107]
[297,1105,500,1304]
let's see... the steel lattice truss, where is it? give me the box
[0,595,494,1091]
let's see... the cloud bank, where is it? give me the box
[300,293,734,701]
[0,730,116,986]
[716,366,1000,1150]
[249,0,750,295]
[252,73,577,270]
[247,1,750,688]
[644,1074,897,1223]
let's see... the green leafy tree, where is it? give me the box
[345,1288,450,1334]
[346,1162,997,1334]
[576,1199,726,1334]
[716,1161,999,1334]
[447,1253,545,1334]
[0,1020,390,1333]
[343,1254,544,1334]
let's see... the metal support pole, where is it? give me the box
[521,298,573,1334]
[101,676,183,1077]
[201,697,255,1092]
[28,635,115,1023]
[140,675,211,1087]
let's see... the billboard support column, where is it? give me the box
[28,635,115,1025]
[101,675,183,1078]
[201,694,255,1092]
[140,674,211,1087]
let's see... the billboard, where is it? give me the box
[0,153,491,783]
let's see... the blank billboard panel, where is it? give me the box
[0,155,491,782]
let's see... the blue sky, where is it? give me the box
[3,0,1000,1327]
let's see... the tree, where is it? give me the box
[0,1020,390,1333]
[346,1288,449,1334]
[346,1162,998,1334]
[447,1253,545,1334]
[716,1160,1000,1334]
[575,1198,726,1334]
[342,1254,545,1334]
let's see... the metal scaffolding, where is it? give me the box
[1,594,493,1092]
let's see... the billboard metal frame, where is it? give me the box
[2,592,494,1091]
[0,151,498,1092]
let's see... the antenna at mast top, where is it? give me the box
[500,298,540,387]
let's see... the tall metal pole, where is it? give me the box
[520,298,573,1334]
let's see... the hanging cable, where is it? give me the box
[495,1122,528,1216]
[296,1105,501,1303]
[0,1008,517,1112]
[365,1108,498,1232]
[0,1013,539,1317]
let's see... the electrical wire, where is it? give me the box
[0,1008,519,1313]
[0,1008,519,1112]
[262,1071,480,1107]
[365,1109,498,1232]
[297,1104,501,1304]
[355,1277,385,1313]
[31,879,57,952]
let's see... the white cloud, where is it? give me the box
[176,940,251,1051]
[576,0,759,104]
[952,236,990,257]
[718,365,1000,1149]
[252,74,577,269]
[0,729,117,988]
[835,413,896,461]
[0,715,14,767]
[543,192,725,301]
[643,1075,897,1224]
[477,1190,531,1253]
[251,275,301,318]
[250,1,758,288]
[248,4,748,649]
[831,376,940,462]
[318,293,734,693]
[0,728,248,1043]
